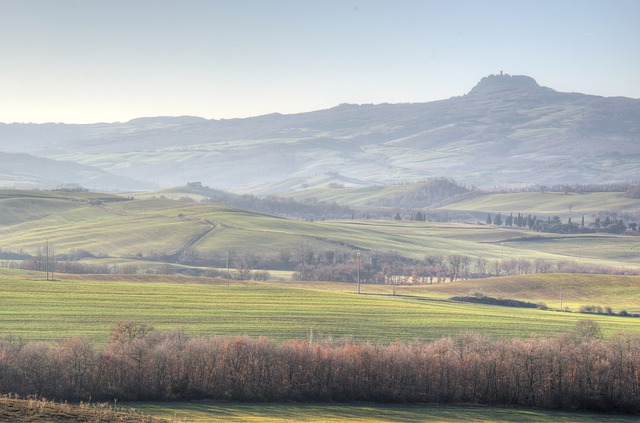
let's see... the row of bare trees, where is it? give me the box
[1,321,639,413]
[293,253,640,284]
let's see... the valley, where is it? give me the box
[1,75,640,421]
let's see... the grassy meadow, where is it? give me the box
[280,184,640,219]
[442,190,640,220]
[2,189,640,422]
[398,273,640,313]
[1,188,639,345]
[0,189,639,271]
[2,273,640,345]
[7,398,640,423]
[132,402,640,423]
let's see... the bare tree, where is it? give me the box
[234,255,254,280]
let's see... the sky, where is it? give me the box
[1,0,639,124]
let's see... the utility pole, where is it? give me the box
[45,240,49,281]
[357,252,361,294]
[51,249,55,281]
[560,277,563,312]
[226,251,230,286]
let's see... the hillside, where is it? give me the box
[3,275,640,345]
[0,189,639,276]
[402,273,640,312]
[0,151,154,191]
[1,73,639,192]
[282,177,476,208]
[441,190,640,221]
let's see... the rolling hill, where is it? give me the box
[1,73,638,192]
[0,151,155,191]
[0,189,638,274]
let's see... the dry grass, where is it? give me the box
[0,395,174,422]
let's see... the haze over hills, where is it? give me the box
[1,73,638,193]
[0,151,156,191]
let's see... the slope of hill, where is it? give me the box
[0,151,155,191]
[283,178,476,208]
[1,73,638,192]
[402,273,640,312]
[0,189,638,273]
[442,190,640,221]
[140,184,354,220]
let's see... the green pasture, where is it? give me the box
[0,205,206,257]
[443,191,640,221]
[280,183,640,221]
[317,220,640,268]
[282,184,394,207]
[131,402,640,422]
[0,190,638,272]
[0,197,81,226]
[395,274,640,313]
[2,275,640,345]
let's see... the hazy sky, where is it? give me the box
[1,0,639,123]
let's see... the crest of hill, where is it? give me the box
[127,115,208,126]
[1,73,639,192]
[467,73,552,96]
[363,178,475,208]
[152,184,354,220]
[0,151,154,191]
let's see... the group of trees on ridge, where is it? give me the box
[176,177,477,222]
[1,321,639,413]
[493,182,639,194]
[486,212,637,235]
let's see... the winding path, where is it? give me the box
[163,223,216,262]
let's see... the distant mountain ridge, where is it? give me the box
[1,73,638,192]
[0,151,155,191]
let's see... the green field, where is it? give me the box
[443,191,640,221]
[280,184,640,221]
[2,273,640,345]
[0,190,639,272]
[402,273,640,313]
[3,188,640,422]
[131,402,640,422]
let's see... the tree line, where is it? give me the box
[486,212,638,235]
[292,252,640,284]
[365,178,476,208]
[7,246,639,281]
[492,182,639,194]
[1,321,639,413]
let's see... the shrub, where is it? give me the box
[2,323,640,413]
